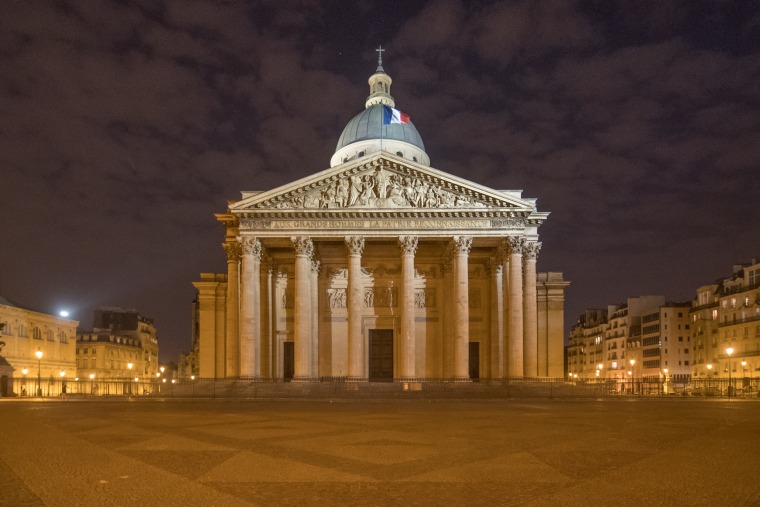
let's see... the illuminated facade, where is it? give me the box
[0,296,78,392]
[193,58,569,381]
[691,258,760,382]
[567,296,691,382]
[76,307,159,380]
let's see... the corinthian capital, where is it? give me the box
[222,241,241,262]
[504,236,526,255]
[311,259,321,273]
[291,236,313,257]
[239,237,262,259]
[451,236,472,255]
[523,241,542,260]
[398,236,419,255]
[344,236,365,256]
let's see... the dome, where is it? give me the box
[330,52,430,167]
[335,104,426,153]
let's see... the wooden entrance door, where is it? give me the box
[369,329,394,381]
[283,341,294,380]
[469,342,480,380]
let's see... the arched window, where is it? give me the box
[46,330,55,341]
[59,332,68,344]
[33,327,42,340]
[18,324,26,338]
[2,321,11,336]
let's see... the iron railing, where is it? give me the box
[4,376,760,400]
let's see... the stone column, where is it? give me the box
[222,241,241,378]
[345,236,365,379]
[310,259,320,378]
[262,257,274,378]
[500,243,510,379]
[522,241,541,378]
[239,237,262,378]
[398,236,418,380]
[452,236,472,380]
[489,257,504,379]
[441,250,453,378]
[506,236,525,377]
[291,236,313,380]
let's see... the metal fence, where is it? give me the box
[5,376,760,400]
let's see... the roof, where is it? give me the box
[335,104,426,153]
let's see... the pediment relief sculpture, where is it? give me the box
[265,168,491,210]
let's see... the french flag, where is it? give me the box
[383,105,411,124]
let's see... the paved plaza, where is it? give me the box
[1,398,759,506]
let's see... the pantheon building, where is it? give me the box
[193,58,569,381]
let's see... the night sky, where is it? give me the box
[2,1,759,363]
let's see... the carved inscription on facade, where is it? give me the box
[261,219,493,230]
[491,218,525,228]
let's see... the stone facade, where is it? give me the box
[0,296,78,394]
[690,258,760,381]
[567,296,691,382]
[76,307,160,380]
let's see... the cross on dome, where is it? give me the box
[376,45,385,70]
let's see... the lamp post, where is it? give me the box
[629,358,636,395]
[21,368,28,396]
[707,363,713,396]
[35,349,42,396]
[59,370,66,396]
[663,368,669,395]
[127,362,133,395]
[726,347,734,398]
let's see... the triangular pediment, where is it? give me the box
[231,152,536,215]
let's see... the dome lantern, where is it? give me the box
[331,48,429,168]
[365,46,395,108]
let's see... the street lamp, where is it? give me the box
[127,363,133,395]
[629,359,636,395]
[663,368,669,395]
[726,347,734,398]
[35,349,43,396]
[59,370,66,396]
[21,368,28,396]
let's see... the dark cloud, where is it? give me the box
[1,0,758,361]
